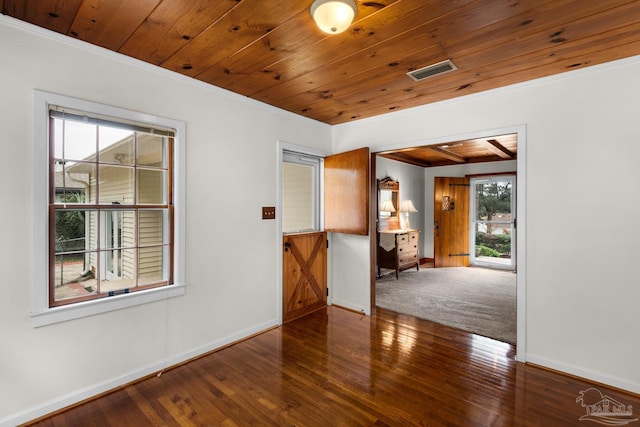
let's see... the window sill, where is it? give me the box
[30,284,186,328]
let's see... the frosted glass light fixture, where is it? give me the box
[400,199,418,229]
[310,0,357,34]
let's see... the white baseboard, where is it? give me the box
[526,353,640,395]
[1,318,279,427]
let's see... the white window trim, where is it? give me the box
[31,90,187,327]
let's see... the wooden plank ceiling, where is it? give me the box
[379,133,517,168]
[3,0,640,133]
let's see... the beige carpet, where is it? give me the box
[376,266,516,344]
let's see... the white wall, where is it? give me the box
[3,13,640,424]
[330,233,370,313]
[0,18,331,425]
[333,55,640,393]
[376,157,425,253]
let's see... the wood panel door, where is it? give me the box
[434,177,470,268]
[324,147,370,235]
[283,232,327,322]
[282,146,369,322]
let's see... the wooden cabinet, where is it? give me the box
[377,229,420,279]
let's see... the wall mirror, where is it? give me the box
[378,177,399,231]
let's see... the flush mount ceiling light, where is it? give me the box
[310,0,358,34]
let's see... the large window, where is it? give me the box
[51,108,173,306]
[32,91,186,326]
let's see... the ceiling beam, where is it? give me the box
[485,139,515,159]
[379,152,431,168]
[427,146,466,163]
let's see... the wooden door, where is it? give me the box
[282,146,369,322]
[434,177,470,267]
[324,147,370,235]
[283,232,327,322]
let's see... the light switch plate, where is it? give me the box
[262,206,276,220]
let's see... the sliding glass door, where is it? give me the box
[470,175,516,270]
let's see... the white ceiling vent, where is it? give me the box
[406,59,457,82]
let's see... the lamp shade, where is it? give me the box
[379,200,396,213]
[400,200,418,213]
[310,0,357,34]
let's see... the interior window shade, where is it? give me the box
[282,151,321,233]
[50,108,175,137]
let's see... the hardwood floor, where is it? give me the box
[26,307,639,426]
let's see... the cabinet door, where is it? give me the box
[283,231,327,322]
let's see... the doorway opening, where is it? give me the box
[281,150,327,323]
[278,142,371,324]
[372,127,525,358]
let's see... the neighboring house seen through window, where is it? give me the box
[32,91,186,326]
[51,108,173,306]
